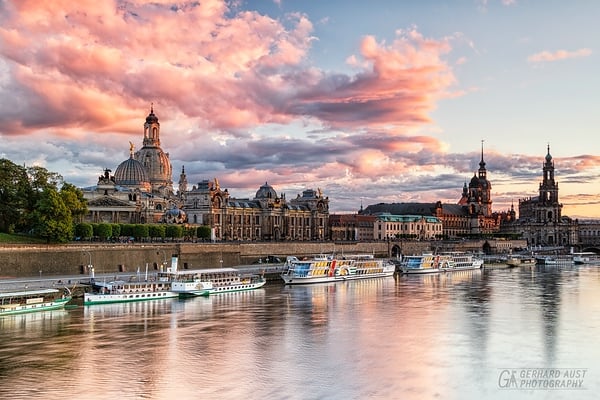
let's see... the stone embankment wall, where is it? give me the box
[0,238,522,278]
[0,241,430,278]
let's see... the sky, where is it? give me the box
[1,0,600,218]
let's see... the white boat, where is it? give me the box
[400,253,449,274]
[505,255,537,267]
[84,256,213,304]
[400,252,483,274]
[170,279,213,297]
[280,254,396,285]
[161,267,266,294]
[572,252,600,265]
[0,288,72,316]
[440,252,484,272]
[534,255,573,266]
[84,279,180,305]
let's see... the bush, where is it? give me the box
[197,225,211,240]
[133,224,149,241]
[94,223,112,240]
[149,224,166,240]
[75,223,93,240]
[165,225,183,239]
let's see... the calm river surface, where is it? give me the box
[2,264,600,400]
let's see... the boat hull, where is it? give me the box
[84,291,178,305]
[281,270,394,285]
[402,268,442,275]
[400,252,483,274]
[506,258,536,267]
[209,280,267,293]
[171,280,212,297]
[0,297,71,316]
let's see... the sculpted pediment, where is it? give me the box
[87,196,132,207]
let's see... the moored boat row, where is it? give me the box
[84,255,265,305]
[572,252,600,265]
[505,255,537,267]
[280,254,395,285]
[0,288,72,316]
[399,252,483,274]
[9,248,594,314]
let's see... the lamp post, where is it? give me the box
[83,250,94,281]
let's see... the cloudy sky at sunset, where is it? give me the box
[1,0,599,217]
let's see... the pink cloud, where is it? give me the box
[0,2,455,139]
[0,0,465,212]
[527,48,592,63]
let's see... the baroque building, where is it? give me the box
[184,180,329,241]
[82,108,329,240]
[83,107,180,224]
[329,213,377,241]
[360,145,502,238]
[501,145,578,247]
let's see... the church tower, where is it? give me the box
[537,145,562,223]
[178,166,188,199]
[135,105,173,197]
[477,141,492,216]
[460,142,492,217]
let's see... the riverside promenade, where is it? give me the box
[0,262,290,299]
[0,240,402,278]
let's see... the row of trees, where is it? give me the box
[75,223,211,241]
[0,159,88,242]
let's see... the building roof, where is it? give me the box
[114,156,149,186]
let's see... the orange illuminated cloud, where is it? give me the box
[0,1,455,139]
[528,48,592,63]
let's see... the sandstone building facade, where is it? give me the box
[82,108,329,241]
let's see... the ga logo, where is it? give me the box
[498,369,518,389]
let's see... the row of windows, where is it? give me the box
[377,223,442,231]
[214,214,324,227]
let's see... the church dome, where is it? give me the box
[146,109,159,124]
[469,174,479,188]
[163,206,186,223]
[255,182,277,199]
[114,156,150,187]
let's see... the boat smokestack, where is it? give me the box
[170,254,179,273]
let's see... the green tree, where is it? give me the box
[30,188,73,243]
[94,223,112,240]
[120,224,134,237]
[23,166,64,233]
[75,223,93,240]
[27,165,62,192]
[60,182,88,223]
[165,225,183,240]
[0,159,29,233]
[111,224,121,238]
[133,224,149,241]
[183,226,196,239]
[149,224,166,240]
[197,225,211,240]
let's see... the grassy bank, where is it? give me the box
[0,233,46,244]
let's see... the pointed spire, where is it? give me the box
[479,139,486,168]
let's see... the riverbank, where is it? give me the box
[0,241,405,278]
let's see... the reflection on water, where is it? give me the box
[2,267,600,399]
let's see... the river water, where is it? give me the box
[1,264,599,400]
